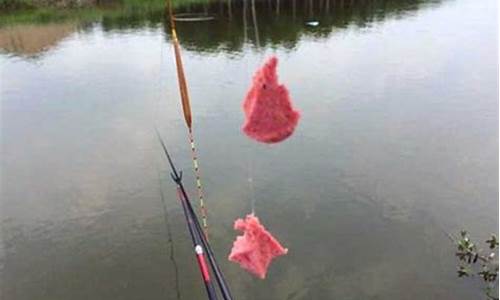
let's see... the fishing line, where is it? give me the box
[243,0,248,44]
[247,149,256,214]
[242,0,258,215]
[166,0,210,240]
[151,24,183,300]
[153,27,165,128]
[251,0,260,48]
[156,165,181,300]
[188,129,209,238]
[246,0,270,215]
[247,0,284,216]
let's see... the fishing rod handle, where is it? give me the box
[195,245,218,300]
[177,188,218,300]
[179,185,234,300]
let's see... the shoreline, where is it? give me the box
[1,0,207,11]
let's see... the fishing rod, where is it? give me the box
[177,188,218,300]
[156,129,217,300]
[155,129,234,300]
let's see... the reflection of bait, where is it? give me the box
[306,21,320,26]
[242,56,301,143]
[228,214,288,279]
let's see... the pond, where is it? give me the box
[1,0,498,299]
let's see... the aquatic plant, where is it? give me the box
[454,231,499,300]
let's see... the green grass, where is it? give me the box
[0,0,213,27]
[0,0,209,9]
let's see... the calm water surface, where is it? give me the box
[1,0,498,299]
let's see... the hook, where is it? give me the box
[170,170,183,184]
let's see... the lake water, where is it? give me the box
[1,0,498,299]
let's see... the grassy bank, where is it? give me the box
[0,0,210,10]
[0,0,212,27]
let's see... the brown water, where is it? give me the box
[1,0,498,299]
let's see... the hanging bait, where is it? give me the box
[242,56,300,144]
[228,214,288,279]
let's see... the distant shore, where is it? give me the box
[0,0,206,10]
[1,0,99,10]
